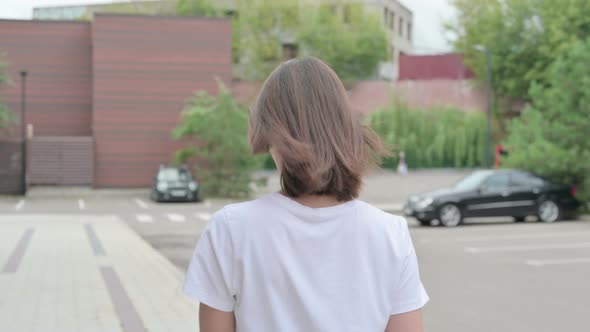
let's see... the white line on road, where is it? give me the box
[134,198,149,209]
[136,214,154,223]
[196,212,212,221]
[458,231,590,242]
[465,242,590,253]
[525,258,590,267]
[14,200,25,211]
[167,213,186,223]
[78,199,85,210]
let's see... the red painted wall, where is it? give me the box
[0,20,92,137]
[92,14,232,187]
[398,53,474,81]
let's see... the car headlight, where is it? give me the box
[156,182,168,192]
[416,197,434,209]
[188,182,198,191]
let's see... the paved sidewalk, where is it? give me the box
[0,214,198,332]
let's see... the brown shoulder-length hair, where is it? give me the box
[249,57,389,201]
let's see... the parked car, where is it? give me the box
[150,165,199,202]
[404,170,580,227]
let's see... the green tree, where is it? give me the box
[297,3,388,84]
[176,0,220,17]
[172,83,263,198]
[0,57,13,129]
[503,38,590,203]
[448,0,590,103]
[235,0,388,82]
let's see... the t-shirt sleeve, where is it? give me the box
[182,208,235,312]
[390,217,429,315]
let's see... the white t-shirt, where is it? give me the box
[183,192,429,332]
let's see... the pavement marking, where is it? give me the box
[167,213,186,223]
[458,231,590,242]
[196,212,212,221]
[525,257,590,267]
[100,266,147,332]
[465,242,590,253]
[78,199,86,210]
[84,224,106,256]
[1,228,34,273]
[14,199,25,211]
[135,214,154,223]
[134,198,149,209]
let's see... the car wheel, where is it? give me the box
[514,216,526,222]
[417,218,431,226]
[538,200,560,223]
[438,204,462,227]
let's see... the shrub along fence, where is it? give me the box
[369,104,487,169]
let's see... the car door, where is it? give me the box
[463,173,511,217]
[507,171,544,216]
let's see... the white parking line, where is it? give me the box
[134,198,149,209]
[136,214,154,223]
[14,200,25,211]
[78,199,85,210]
[525,258,590,267]
[196,212,212,221]
[458,231,590,242]
[465,242,590,253]
[167,213,186,223]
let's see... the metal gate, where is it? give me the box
[29,136,94,185]
[0,140,24,194]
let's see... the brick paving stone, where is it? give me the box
[0,214,199,332]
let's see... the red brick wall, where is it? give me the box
[399,53,474,81]
[0,20,92,137]
[92,14,232,187]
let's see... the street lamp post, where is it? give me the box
[474,45,493,168]
[483,48,493,168]
[20,70,27,195]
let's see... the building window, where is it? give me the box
[282,43,298,60]
[399,17,404,37]
[407,22,412,41]
[384,8,389,27]
[390,11,395,30]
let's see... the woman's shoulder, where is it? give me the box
[355,200,409,228]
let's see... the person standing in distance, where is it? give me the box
[183,56,429,332]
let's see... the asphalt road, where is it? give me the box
[2,169,589,331]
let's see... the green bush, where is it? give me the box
[369,104,487,169]
[503,38,590,203]
[172,83,263,198]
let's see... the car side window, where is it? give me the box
[482,174,510,192]
[511,172,544,188]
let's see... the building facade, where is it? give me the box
[0,15,232,192]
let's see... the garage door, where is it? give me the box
[29,136,94,185]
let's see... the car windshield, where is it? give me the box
[454,171,494,191]
[157,169,189,182]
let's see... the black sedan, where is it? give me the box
[404,170,580,227]
[150,165,200,202]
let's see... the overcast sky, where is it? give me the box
[0,0,456,54]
